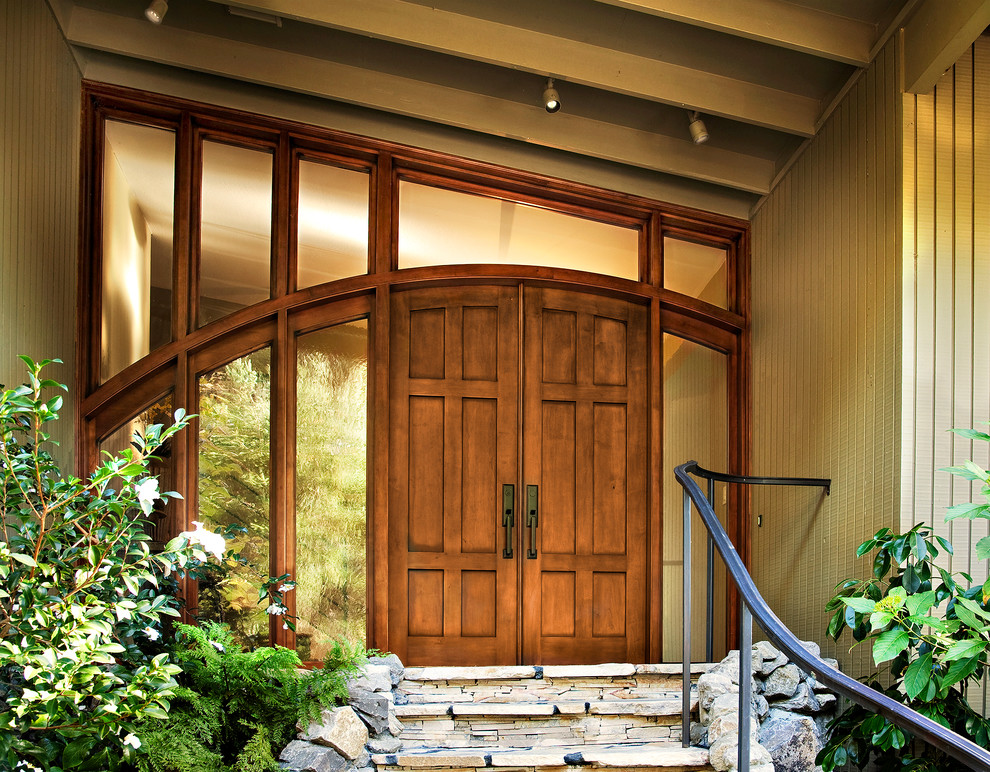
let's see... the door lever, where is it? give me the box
[502,484,514,558]
[526,484,539,559]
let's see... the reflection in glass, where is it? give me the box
[398,181,639,280]
[101,121,175,382]
[295,321,368,659]
[199,141,273,327]
[297,161,369,288]
[99,394,176,546]
[197,348,272,648]
[662,335,728,661]
[664,237,728,308]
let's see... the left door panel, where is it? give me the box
[388,286,520,665]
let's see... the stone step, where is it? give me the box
[396,698,696,749]
[373,742,712,771]
[398,664,711,705]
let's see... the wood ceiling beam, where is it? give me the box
[64,7,775,193]
[902,0,990,94]
[211,0,818,136]
[589,0,876,66]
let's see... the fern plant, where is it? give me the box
[130,622,365,772]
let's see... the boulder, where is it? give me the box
[348,687,391,734]
[707,732,774,772]
[377,653,405,686]
[349,663,393,694]
[280,740,348,772]
[697,672,735,722]
[763,663,801,699]
[770,682,821,714]
[300,706,369,760]
[752,641,788,675]
[759,709,823,772]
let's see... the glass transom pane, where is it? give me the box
[398,181,639,280]
[663,237,728,308]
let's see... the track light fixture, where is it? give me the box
[542,78,561,114]
[687,111,709,144]
[145,0,168,24]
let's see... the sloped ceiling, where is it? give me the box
[48,0,924,212]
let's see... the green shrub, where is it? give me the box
[130,622,365,772]
[818,427,990,771]
[0,357,228,770]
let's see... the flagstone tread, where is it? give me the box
[404,667,539,682]
[373,743,709,769]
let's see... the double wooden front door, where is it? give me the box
[388,285,648,665]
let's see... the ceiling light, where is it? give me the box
[145,0,167,24]
[687,111,709,144]
[542,78,561,114]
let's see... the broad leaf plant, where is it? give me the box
[819,427,990,771]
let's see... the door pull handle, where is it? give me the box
[526,484,539,559]
[502,484,514,558]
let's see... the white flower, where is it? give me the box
[277,583,295,593]
[123,734,141,749]
[282,623,289,630]
[178,521,226,561]
[135,478,160,515]
[16,761,42,771]
[144,627,160,641]
[210,640,225,653]
[266,603,289,616]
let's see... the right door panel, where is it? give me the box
[521,288,649,664]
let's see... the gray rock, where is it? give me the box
[348,687,391,734]
[300,706,369,759]
[709,651,741,684]
[349,663,393,694]
[280,740,349,772]
[368,735,402,754]
[698,672,736,722]
[707,711,759,745]
[752,641,788,675]
[771,682,821,714]
[763,663,801,699]
[707,732,774,772]
[689,721,709,748]
[709,692,765,726]
[377,653,405,686]
[799,640,822,659]
[387,713,405,737]
[759,710,823,772]
[753,694,769,720]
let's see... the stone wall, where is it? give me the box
[281,654,405,772]
[694,642,838,772]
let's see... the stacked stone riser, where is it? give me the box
[397,709,683,748]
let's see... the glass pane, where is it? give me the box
[197,348,272,648]
[101,121,175,382]
[662,335,728,662]
[199,141,273,326]
[398,181,639,280]
[297,161,369,288]
[664,237,728,308]
[295,321,368,659]
[98,394,175,546]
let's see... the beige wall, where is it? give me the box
[902,37,990,710]
[0,1,81,469]
[749,39,902,677]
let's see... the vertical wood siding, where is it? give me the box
[750,39,901,678]
[902,37,990,712]
[0,1,81,467]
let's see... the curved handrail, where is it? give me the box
[675,460,990,772]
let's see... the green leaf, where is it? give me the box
[912,530,928,560]
[935,535,954,554]
[950,428,990,442]
[873,629,910,665]
[945,501,990,521]
[841,596,877,613]
[903,651,932,699]
[856,540,876,557]
[941,656,980,690]
[983,576,990,604]
[977,536,990,562]
[944,638,985,661]
[10,553,37,567]
[873,549,891,579]
[905,590,937,616]
[902,563,921,593]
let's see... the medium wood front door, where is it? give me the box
[388,285,648,665]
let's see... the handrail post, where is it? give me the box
[682,486,692,748]
[706,478,715,663]
[738,602,752,772]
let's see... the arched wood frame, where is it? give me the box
[77,82,751,662]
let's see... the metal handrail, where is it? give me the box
[675,460,990,772]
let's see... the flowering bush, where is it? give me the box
[0,357,232,770]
